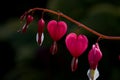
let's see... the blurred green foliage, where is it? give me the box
[0,0,120,80]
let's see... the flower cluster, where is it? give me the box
[19,10,103,80]
[19,13,67,55]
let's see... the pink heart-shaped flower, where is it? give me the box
[47,20,67,41]
[65,33,88,57]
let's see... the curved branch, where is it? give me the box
[27,8,120,40]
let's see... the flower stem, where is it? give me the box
[27,8,120,40]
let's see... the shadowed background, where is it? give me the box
[0,0,120,80]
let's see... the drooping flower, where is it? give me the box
[21,15,34,33]
[88,43,102,70]
[65,33,88,72]
[87,43,102,80]
[36,18,45,46]
[47,20,67,55]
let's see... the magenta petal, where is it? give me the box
[88,43,102,69]
[26,15,34,24]
[65,33,88,57]
[38,18,45,34]
[47,20,67,41]
[77,34,88,54]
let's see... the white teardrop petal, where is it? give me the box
[87,68,99,80]
[87,69,92,80]
[41,33,44,46]
[22,23,29,29]
[36,33,44,46]
[94,68,99,80]
[22,24,26,30]
[36,33,38,43]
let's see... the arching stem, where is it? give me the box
[25,8,120,40]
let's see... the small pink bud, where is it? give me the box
[47,20,67,41]
[36,18,45,46]
[65,33,88,71]
[22,15,34,33]
[88,43,102,70]
[65,33,88,57]
[26,15,34,24]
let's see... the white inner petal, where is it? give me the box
[94,68,99,80]
[87,68,99,80]
[36,33,44,46]
[22,23,28,29]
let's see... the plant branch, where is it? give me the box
[27,7,120,40]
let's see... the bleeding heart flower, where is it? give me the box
[87,43,102,80]
[47,20,67,41]
[36,18,45,46]
[65,33,88,71]
[20,15,34,33]
[65,33,88,57]
[47,20,67,55]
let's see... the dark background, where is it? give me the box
[0,0,120,80]
[0,0,47,23]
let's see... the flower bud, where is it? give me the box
[36,18,45,46]
[88,43,102,70]
[26,15,34,24]
[22,15,34,33]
